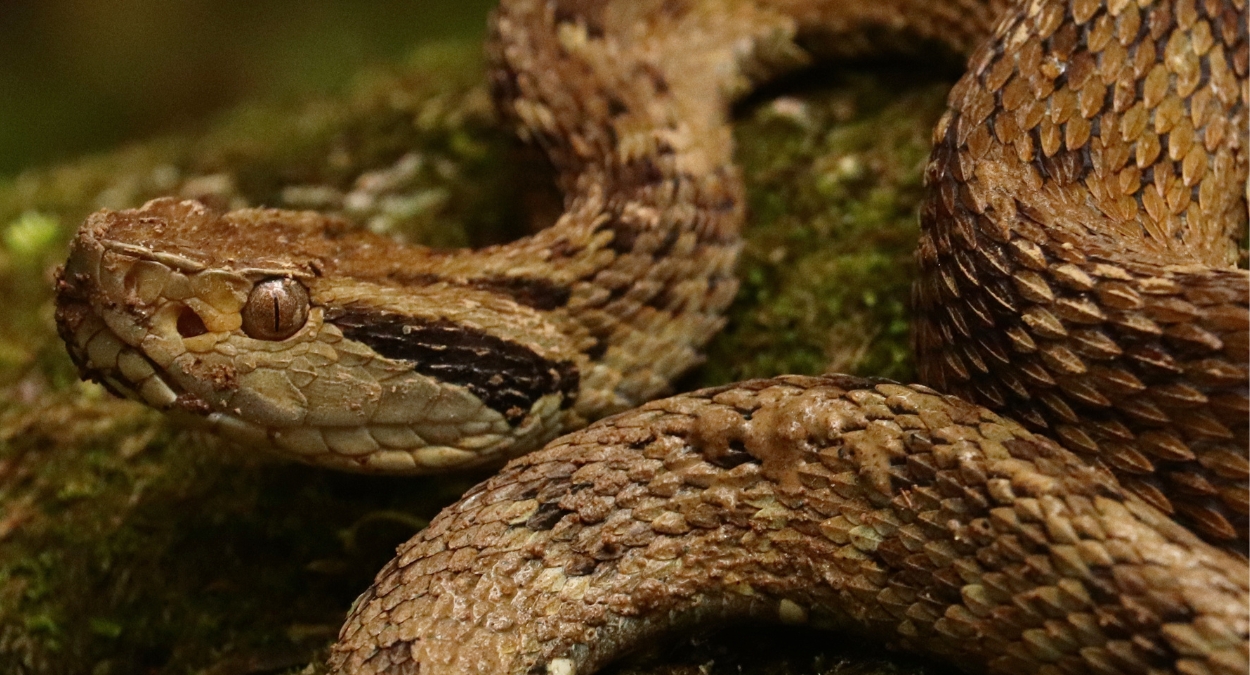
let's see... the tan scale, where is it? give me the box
[51,0,1249,672]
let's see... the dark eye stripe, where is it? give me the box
[330,309,579,424]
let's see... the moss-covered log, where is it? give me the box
[0,40,959,675]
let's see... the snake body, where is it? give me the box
[331,375,1248,675]
[52,0,1248,672]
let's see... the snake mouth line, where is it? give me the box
[54,239,581,475]
[55,264,576,475]
[53,301,495,474]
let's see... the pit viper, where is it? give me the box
[53,0,1248,673]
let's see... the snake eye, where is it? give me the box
[241,278,309,341]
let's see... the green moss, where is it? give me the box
[0,41,961,675]
[698,71,947,386]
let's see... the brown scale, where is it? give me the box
[913,0,1248,548]
[327,0,1248,672]
[331,377,1248,675]
[47,0,1250,666]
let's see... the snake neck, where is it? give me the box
[477,0,1013,418]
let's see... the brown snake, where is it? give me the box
[52,0,1248,672]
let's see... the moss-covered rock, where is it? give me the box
[0,39,958,675]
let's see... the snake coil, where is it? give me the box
[53,0,1247,673]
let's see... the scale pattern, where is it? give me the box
[914,0,1249,547]
[329,0,1248,671]
[331,377,1248,675]
[51,0,1249,670]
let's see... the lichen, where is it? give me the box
[0,40,958,675]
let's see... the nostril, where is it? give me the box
[176,307,208,338]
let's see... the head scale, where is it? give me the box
[55,198,582,473]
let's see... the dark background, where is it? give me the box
[0,0,497,177]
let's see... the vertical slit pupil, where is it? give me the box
[241,277,310,341]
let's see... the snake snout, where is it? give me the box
[53,212,217,416]
[53,286,185,413]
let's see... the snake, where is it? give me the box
[51,0,1247,673]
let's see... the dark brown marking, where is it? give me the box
[604,218,641,255]
[585,338,609,361]
[364,271,571,311]
[704,438,760,469]
[606,94,628,117]
[330,310,580,424]
[375,270,572,312]
[466,276,572,311]
[635,63,670,94]
[552,0,605,38]
[525,502,569,531]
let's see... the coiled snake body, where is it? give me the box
[53,0,1248,673]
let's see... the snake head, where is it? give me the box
[55,198,583,473]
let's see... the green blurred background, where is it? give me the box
[0,0,498,178]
